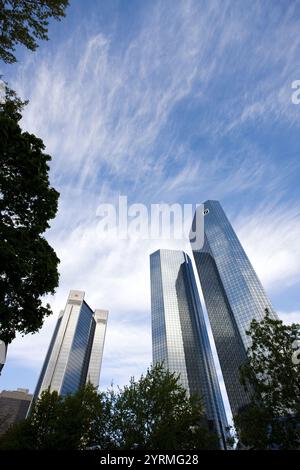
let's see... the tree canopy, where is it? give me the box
[234,310,300,449]
[0,85,60,343]
[0,364,218,450]
[0,0,69,63]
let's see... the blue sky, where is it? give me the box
[1,0,300,422]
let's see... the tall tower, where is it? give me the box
[32,290,108,401]
[190,200,278,416]
[150,249,228,449]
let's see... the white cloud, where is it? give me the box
[100,319,152,389]
[279,311,300,325]
[234,200,300,292]
[8,318,57,369]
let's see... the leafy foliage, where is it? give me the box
[0,365,218,450]
[0,383,103,450]
[234,310,300,449]
[0,0,69,63]
[100,363,217,450]
[0,84,59,343]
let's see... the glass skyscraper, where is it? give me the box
[32,290,108,401]
[150,249,228,449]
[191,200,278,416]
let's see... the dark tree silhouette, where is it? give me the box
[0,85,59,344]
[0,365,218,450]
[234,310,300,449]
[0,0,69,63]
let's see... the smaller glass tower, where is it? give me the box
[150,249,228,449]
[32,290,108,400]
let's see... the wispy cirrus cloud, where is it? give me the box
[234,199,300,292]
[278,310,300,325]
[9,0,299,195]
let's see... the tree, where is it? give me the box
[56,384,105,450]
[0,365,218,450]
[102,363,218,450]
[0,417,36,449]
[0,383,104,450]
[0,84,60,343]
[234,310,300,449]
[0,0,69,63]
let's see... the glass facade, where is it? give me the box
[191,200,278,416]
[32,290,108,401]
[150,249,228,449]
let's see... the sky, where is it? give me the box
[1,0,300,423]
